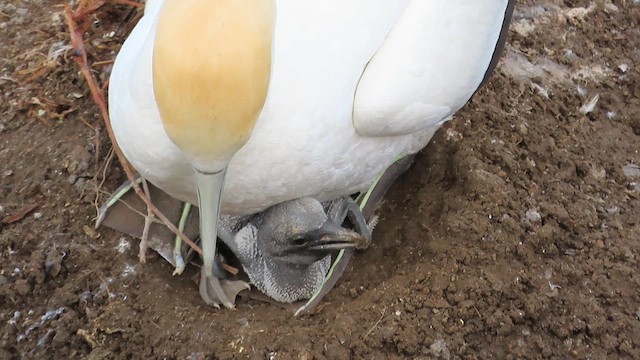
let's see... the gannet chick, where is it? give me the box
[218,197,370,303]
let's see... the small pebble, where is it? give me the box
[83,225,99,239]
[116,238,130,254]
[37,329,54,347]
[589,165,606,180]
[429,339,451,359]
[515,122,528,136]
[52,329,70,348]
[8,311,21,325]
[525,209,542,224]
[64,145,91,175]
[14,279,31,296]
[623,164,640,178]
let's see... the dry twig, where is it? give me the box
[363,306,387,339]
[1,201,46,224]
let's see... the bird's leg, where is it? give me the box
[171,202,191,275]
[195,169,247,308]
[196,245,249,308]
[200,268,250,309]
[204,218,252,305]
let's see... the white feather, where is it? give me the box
[109,0,510,215]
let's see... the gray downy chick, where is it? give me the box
[218,197,370,303]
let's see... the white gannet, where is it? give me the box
[107,0,515,307]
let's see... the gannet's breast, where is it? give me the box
[110,0,510,215]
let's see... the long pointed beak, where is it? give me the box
[194,168,226,278]
[306,219,369,253]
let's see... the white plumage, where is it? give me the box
[109,0,510,216]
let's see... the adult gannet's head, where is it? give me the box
[152,0,276,307]
[153,0,274,172]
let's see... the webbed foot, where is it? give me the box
[199,270,250,308]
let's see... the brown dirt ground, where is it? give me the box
[1,0,639,359]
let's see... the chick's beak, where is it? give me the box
[306,219,369,253]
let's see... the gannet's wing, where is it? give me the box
[353,0,515,137]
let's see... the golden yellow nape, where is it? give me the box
[152,0,275,171]
[150,0,276,308]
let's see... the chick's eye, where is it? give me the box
[290,236,307,246]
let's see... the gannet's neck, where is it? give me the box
[259,257,331,304]
[248,247,331,304]
[152,0,276,172]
